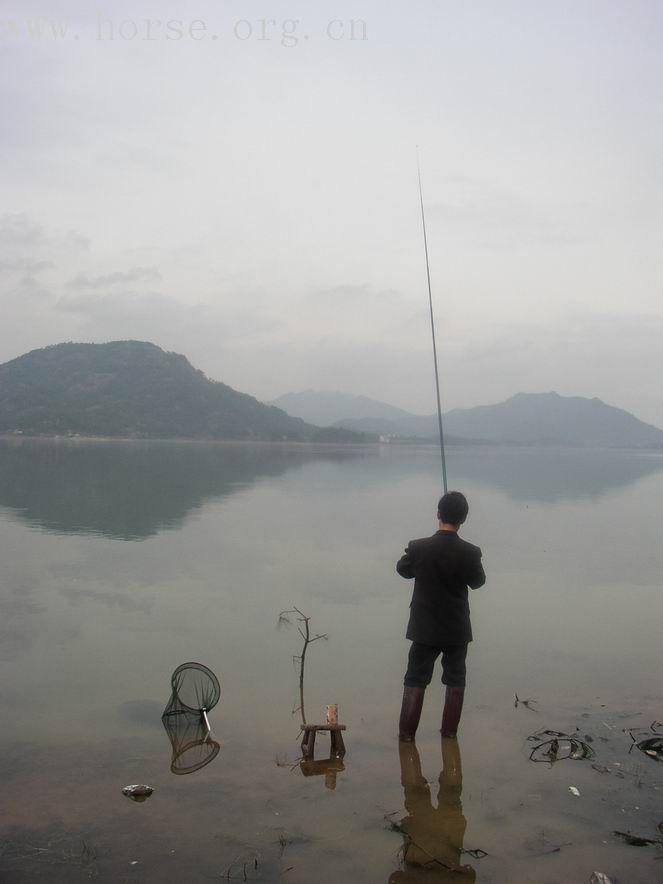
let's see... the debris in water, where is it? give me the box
[522,831,571,858]
[461,847,488,859]
[524,844,561,857]
[612,829,659,847]
[635,736,663,762]
[589,873,614,884]
[528,730,595,765]
[592,763,611,774]
[569,786,580,797]
[122,784,153,802]
[222,848,260,879]
[514,693,538,710]
[384,813,405,833]
[625,721,663,763]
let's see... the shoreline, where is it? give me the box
[1,433,663,454]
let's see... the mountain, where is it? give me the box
[0,341,354,442]
[268,390,413,426]
[5,346,660,448]
[277,390,663,448]
[442,392,663,447]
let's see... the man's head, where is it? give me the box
[437,491,469,528]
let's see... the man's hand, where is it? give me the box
[467,549,486,589]
[397,543,416,579]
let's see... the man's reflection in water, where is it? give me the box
[389,739,475,883]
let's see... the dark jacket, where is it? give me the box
[397,530,486,646]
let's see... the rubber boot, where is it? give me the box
[440,686,465,738]
[398,686,426,742]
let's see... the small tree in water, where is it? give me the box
[278,607,327,727]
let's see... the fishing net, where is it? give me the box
[162,708,220,774]
[162,662,221,774]
[165,662,221,715]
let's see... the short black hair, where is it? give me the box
[437,491,469,525]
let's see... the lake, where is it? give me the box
[0,438,662,882]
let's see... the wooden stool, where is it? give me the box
[300,724,347,759]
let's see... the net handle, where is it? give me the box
[202,709,213,741]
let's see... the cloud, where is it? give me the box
[0,256,53,273]
[0,214,89,283]
[63,230,91,251]
[311,284,404,304]
[54,288,283,366]
[56,289,192,323]
[0,213,46,248]
[68,266,161,288]
[428,177,581,249]
[6,274,50,299]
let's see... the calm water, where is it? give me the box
[0,439,662,882]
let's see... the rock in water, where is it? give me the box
[122,784,154,802]
[589,874,614,884]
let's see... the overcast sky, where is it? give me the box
[2,0,662,423]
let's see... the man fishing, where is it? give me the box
[396,491,486,741]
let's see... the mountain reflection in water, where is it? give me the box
[448,447,663,503]
[0,440,661,540]
[0,439,365,539]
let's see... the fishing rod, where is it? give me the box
[416,147,448,493]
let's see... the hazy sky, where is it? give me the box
[2,1,662,422]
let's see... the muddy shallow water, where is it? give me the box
[0,439,662,882]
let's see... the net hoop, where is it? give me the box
[170,661,221,713]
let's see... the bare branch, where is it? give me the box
[279,606,327,727]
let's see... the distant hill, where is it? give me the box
[269,390,413,426]
[443,392,663,448]
[276,390,663,448]
[0,342,366,442]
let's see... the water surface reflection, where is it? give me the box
[0,439,366,539]
[1,441,663,883]
[390,739,475,882]
[448,447,663,502]
[1,441,662,542]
